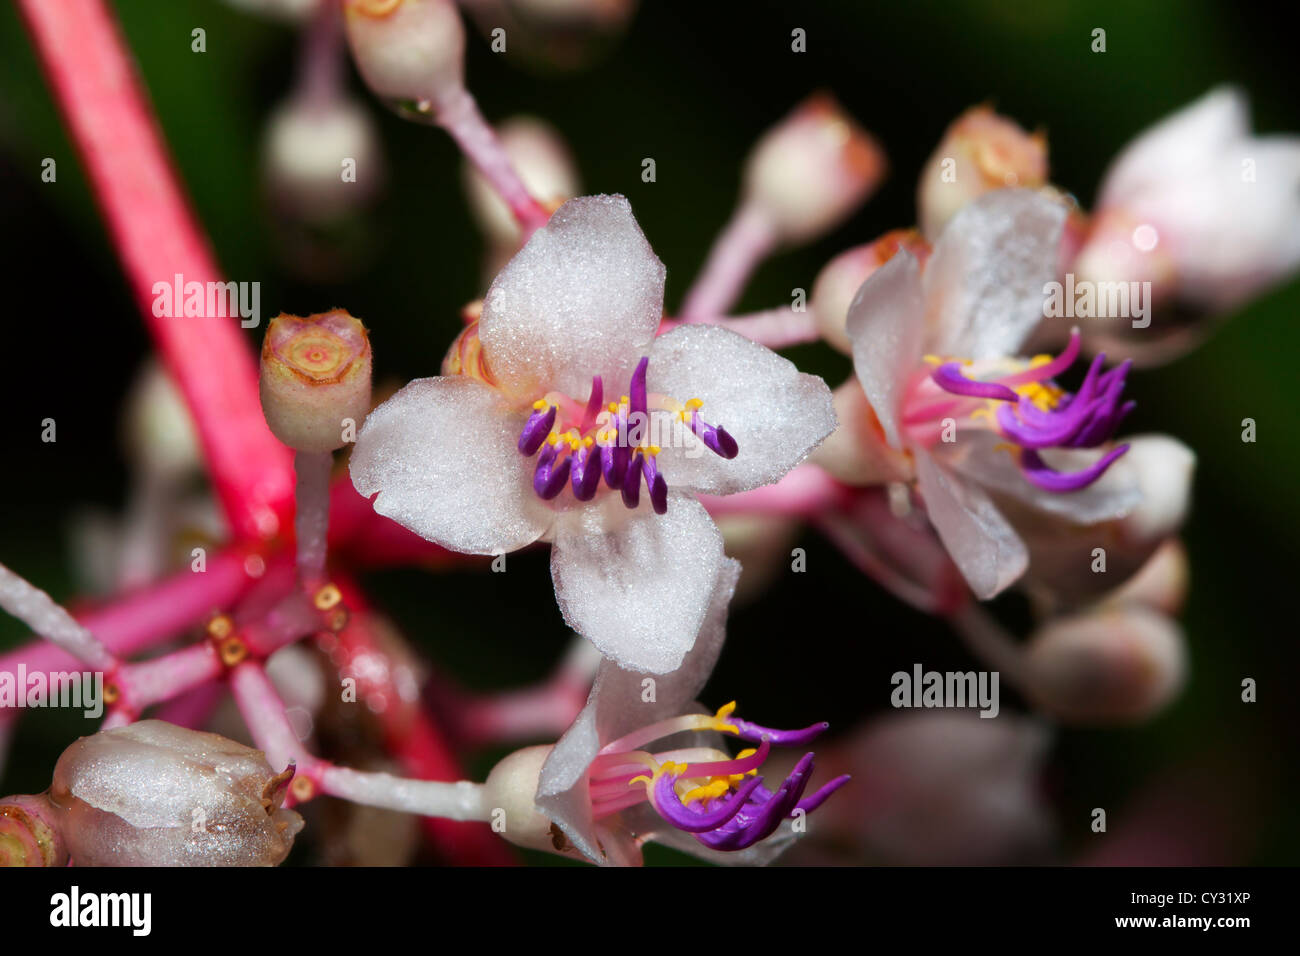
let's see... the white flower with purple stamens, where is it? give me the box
[350,195,836,672]
[844,189,1142,598]
[528,560,848,866]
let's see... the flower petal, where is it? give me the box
[914,448,1028,599]
[646,325,837,495]
[844,248,925,449]
[536,559,741,865]
[550,495,724,674]
[349,376,553,555]
[921,189,1066,359]
[479,194,666,401]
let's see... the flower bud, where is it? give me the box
[1101,538,1189,616]
[1024,606,1187,724]
[260,309,372,453]
[263,95,383,222]
[742,94,886,245]
[43,721,303,866]
[123,360,201,480]
[812,230,929,353]
[463,116,579,256]
[917,105,1047,240]
[343,0,466,115]
[482,745,578,857]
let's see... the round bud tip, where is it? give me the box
[343,0,466,116]
[482,746,582,858]
[260,309,373,453]
[1025,606,1187,725]
[812,229,929,353]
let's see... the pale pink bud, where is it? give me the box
[35,721,303,866]
[917,105,1047,240]
[1025,606,1187,724]
[343,0,466,115]
[482,745,579,857]
[260,309,373,453]
[742,94,886,245]
[263,95,383,222]
[812,230,930,353]
[1100,538,1189,617]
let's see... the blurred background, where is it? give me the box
[0,0,1295,865]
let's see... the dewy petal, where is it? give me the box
[478,195,666,401]
[647,325,837,495]
[921,189,1066,359]
[914,448,1028,599]
[844,248,925,449]
[1098,86,1249,210]
[350,376,553,555]
[941,432,1141,524]
[536,560,741,865]
[550,495,725,674]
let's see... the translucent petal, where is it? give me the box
[646,325,837,495]
[349,376,553,555]
[922,189,1066,359]
[550,495,725,674]
[914,449,1028,599]
[479,195,665,401]
[844,249,925,448]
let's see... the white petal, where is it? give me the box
[922,189,1066,359]
[938,432,1141,524]
[844,249,925,448]
[550,495,724,674]
[1098,86,1249,210]
[479,194,665,401]
[536,559,741,864]
[915,449,1028,599]
[646,325,837,495]
[349,376,552,555]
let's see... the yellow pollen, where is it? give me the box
[646,445,661,456]
[546,433,560,446]
[607,402,619,413]
[620,395,629,404]
[970,406,994,423]
[583,436,594,448]
[532,399,549,411]
[993,442,1019,457]
[686,398,704,410]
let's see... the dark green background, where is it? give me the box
[0,0,1295,864]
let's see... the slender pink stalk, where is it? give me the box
[437,87,550,238]
[18,0,295,542]
[229,660,322,781]
[298,0,345,108]
[113,643,223,716]
[153,680,226,730]
[660,307,820,349]
[677,204,778,321]
[294,450,334,590]
[698,463,849,519]
[0,563,116,671]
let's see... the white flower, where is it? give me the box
[350,195,836,672]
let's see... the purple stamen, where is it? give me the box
[517,404,556,456]
[1018,444,1130,492]
[931,362,1019,402]
[600,439,627,490]
[688,412,739,459]
[730,718,830,747]
[621,450,643,509]
[641,454,668,515]
[629,356,649,420]
[570,443,601,501]
[532,443,572,500]
[651,772,764,833]
[693,753,817,851]
[796,773,852,815]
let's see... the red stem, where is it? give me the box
[18,0,295,542]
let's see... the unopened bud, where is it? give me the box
[123,360,201,479]
[343,0,465,115]
[742,94,885,245]
[260,309,372,453]
[1024,606,1187,724]
[464,116,580,252]
[812,230,929,353]
[483,745,580,857]
[917,105,1047,240]
[263,95,382,222]
[30,721,304,866]
[1101,538,1190,617]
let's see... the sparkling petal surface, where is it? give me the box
[647,325,837,495]
[349,376,553,555]
[479,195,666,401]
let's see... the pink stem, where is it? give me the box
[229,660,322,780]
[298,0,345,109]
[113,643,223,716]
[660,307,820,349]
[698,463,849,519]
[294,450,333,591]
[18,0,295,543]
[677,203,779,321]
[153,680,226,730]
[437,86,550,238]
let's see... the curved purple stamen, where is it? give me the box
[641,454,668,515]
[629,356,649,420]
[651,772,765,833]
[517,404,556,455]
[570,444,601,501]
[932,362,1019,402]
[621,450,643,509]
[797,773,852,815]
[1019,444,1130,492]
[689,412,739,459]
[693,753,817,851]
[532,443,571,499]
[730,718,830,747]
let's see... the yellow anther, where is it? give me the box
[628,774,652,788]
[533,399,549,411]
[1029,354,1053,367]
[922,354,943,366]
[620,395,629,405]
[685,398,704,410]
[546,432,560,446]
[646,445,661,456]
[715,701,738,720]
[583,436,594,448]
[607,402,619,413]
[993,442,1019,457]
[970,406,994,423]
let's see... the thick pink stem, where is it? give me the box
[18,0,295,542]
[677,203,778,321]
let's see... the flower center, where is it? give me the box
[516,356,738,513]
[900,329,1134,492]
